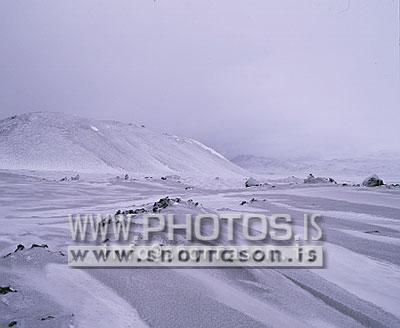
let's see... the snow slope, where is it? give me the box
[0,112,247,182]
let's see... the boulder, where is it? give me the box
[362,175,384,187]
[245,177,260,188]
[0,286,16,295]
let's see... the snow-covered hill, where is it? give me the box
[232,154,400,183]
[0,112,247,183]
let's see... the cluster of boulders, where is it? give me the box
[115,208,147,216]
[60,174,80,182]
[303,173,388,187]
[152,196,182,212]
[243,172,392,189]
[113,196,200,219]
[304,174,336,184]
[115,174,131,180]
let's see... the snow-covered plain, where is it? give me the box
[1,170,400,327]
[1,112,400,327]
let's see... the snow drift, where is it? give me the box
[0,112,247,182]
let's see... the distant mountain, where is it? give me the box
[231,155,310,175]
[232,154,400,182]
[0,112,247,182]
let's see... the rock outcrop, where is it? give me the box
[362,175,384,187]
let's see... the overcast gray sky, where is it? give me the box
[0,0,399,159]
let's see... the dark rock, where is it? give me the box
[4,244,25,257]
[0,286,16,294]
[365,230,380,234]
[30,244,48,249]
[362,175,384,187]
[245,177,260,188]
